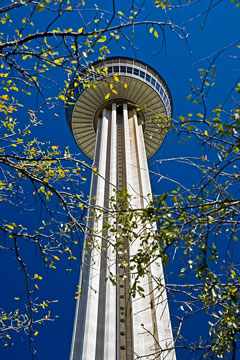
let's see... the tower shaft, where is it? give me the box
[70,103,176,360]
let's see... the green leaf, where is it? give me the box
[36,4,45,12]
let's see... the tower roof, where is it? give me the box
[66,57,172,160]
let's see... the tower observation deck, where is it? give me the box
[66,57,176,360]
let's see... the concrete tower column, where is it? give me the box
[67,57,176,360]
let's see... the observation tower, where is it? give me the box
[66,57,176,360]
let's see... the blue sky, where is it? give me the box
[0,0,239,359]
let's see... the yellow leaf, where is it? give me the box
[6,224,14,230]
[97,36,106,43]
[2,94,9,100]
[78,27,84,34]
[14,297,20,300]
[118,11,124,16]
[112,89,118,94]
[82,0,85,5]
[34,273,42,280]
[59,169,64,177]
[81,177,87,181]
[204,130,208,136]
[149,27,154,34]
[58,94,66,101]
[105,93,110,99]
[154,30,159,38]
[66,6,72,10]
[54,58,63,65]
[124,83,128,88]
[34,331,38,336]
[113,75,119,82]
[106,49,110,54]
[53,255,60,261]
[11,85,19,91]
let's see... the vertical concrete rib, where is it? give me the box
[69,106,105,360]
[104,103,117,359]
[133,110,176,360]
[123,103,133,195]
[133,109,160,356]
[95,108,112,359]
[125,107,154,358]
[124,105,145,358]
[82,108,109,360]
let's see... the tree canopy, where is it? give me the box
[0,0,239,359]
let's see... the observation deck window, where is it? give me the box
[127,67,132,74]
[146,74,151,82]
[113,66,119,73]
[156,82,160,91]
[133,68,139,76]
[151,78,156,86]
[120,66,126,73]
[140,71,145,79]
[108,67,113,74]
